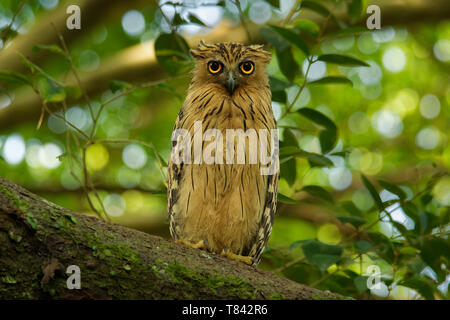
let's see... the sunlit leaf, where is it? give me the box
[37,78,66,103]
[294,19,320,37]
[32,44,65,56]
[64,85,83,99]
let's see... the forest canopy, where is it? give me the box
[0,0,449,300]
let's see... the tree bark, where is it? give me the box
[0,176,343,300]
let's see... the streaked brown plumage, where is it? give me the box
[168,41,278,266]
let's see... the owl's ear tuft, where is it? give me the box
[190,49,204,60]
[248,44,272,63]
[190,40,209,60]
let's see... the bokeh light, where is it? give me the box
[121,10,146,36]
[433,176,450,206]
[122,144,147,169]
[78,50,100,72]
[317,223,342,244]
[85,144,109,171]
[38,143,63,169]
[358,61,382,85]
[103,193,126,217]
[382,47,406,73]
[371,109,403,138]
[39,0,58,10]
[415,126,441,150]
[2,134,26,165]
[348,112,370,134]
[419,94,441,119]
[248,1,271,24]
[433,39,450,62]
[303,58,327,81]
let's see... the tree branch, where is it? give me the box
[0,176,343,299]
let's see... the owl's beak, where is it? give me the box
[225,72,237,95]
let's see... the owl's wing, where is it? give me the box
[248,172,279,266]
[167,109,185,240]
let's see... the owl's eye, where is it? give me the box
[208,61,223,74]
[240,61,254,75]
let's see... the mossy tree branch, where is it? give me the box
[0,176,343,300]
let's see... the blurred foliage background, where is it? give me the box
[0,0,449,300]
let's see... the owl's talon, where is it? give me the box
[177,239,206,250]
[220,248,254,265]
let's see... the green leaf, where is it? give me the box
[0,70,31,85]
[266,0,280,8]
[348,0,363,24]
[276,46,299,83]
[259,27,289,51]
[280,129,298,186]
[355,240,373,252]
[270,76,290,103]
[361,174,383,211]
[269,76,291,91]
[109,80,133,93]
[337,215,366,227]
[340,201,363,216]
[297,107,338,153]
[18,52,65,86]
[294,19,320,37]
[317,54,370,67]
[32,44,65,56]
[301,239,342,272]
[309,76,353,86]
[37,78,66,103]
[354,276,369,293]
[269,25,310,56]
[401,277,435,300]
[172,12,186,26]
[280,146,333,167]
[64,85,82,99]
[301,1,331,17]
[155,33,191,75]
[187,13,207,27]
[378,180,407,201]
[278,193,299,204]
[297,107,337,133]
[302,185,333,203]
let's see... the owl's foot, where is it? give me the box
[177,238,206,250]
[220,248,253,265]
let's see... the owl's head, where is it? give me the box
[190,41,271,96]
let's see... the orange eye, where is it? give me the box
[240,61,254,75]
[208,61,222,74]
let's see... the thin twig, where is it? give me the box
[234,0,252,42]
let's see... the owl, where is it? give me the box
[167,41,279,266]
